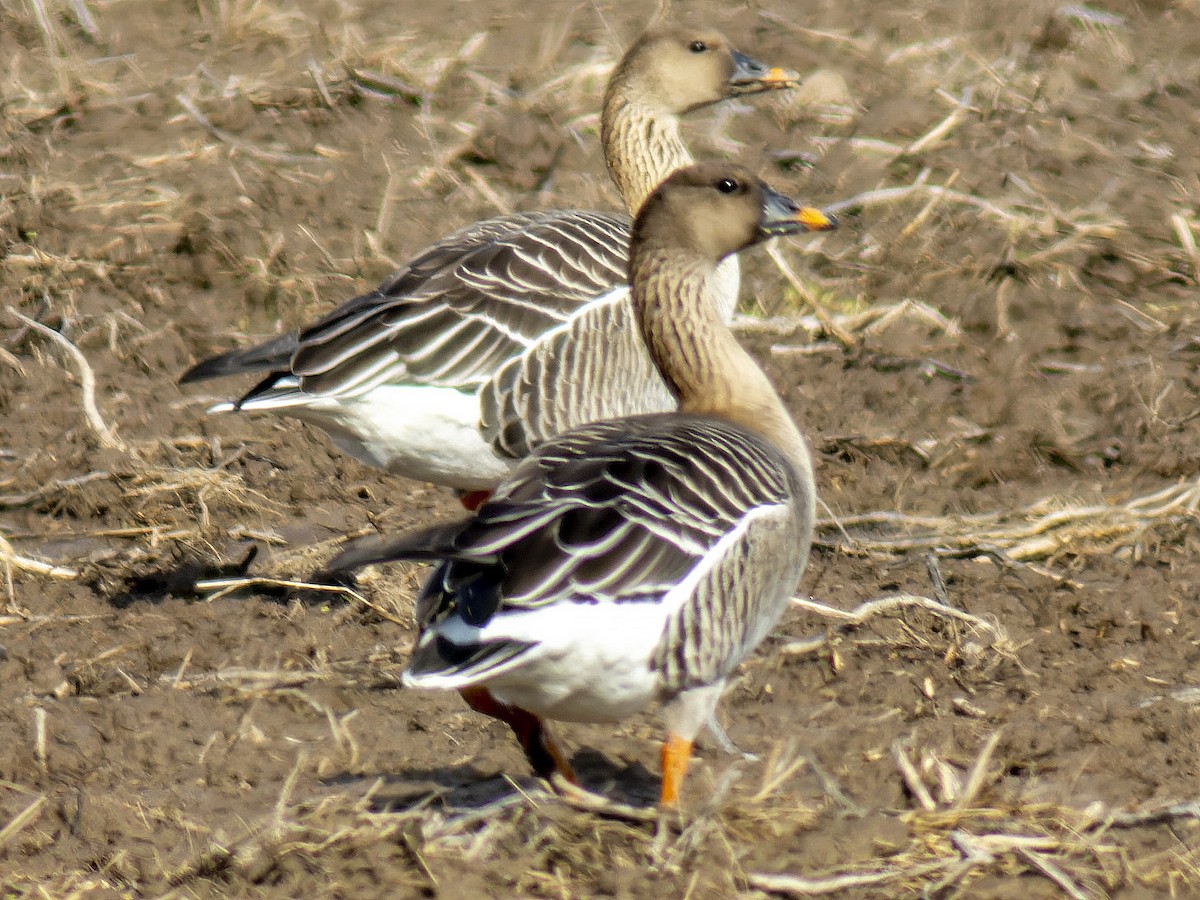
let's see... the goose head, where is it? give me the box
[634,162,838,263]
[602,27,803,214]
[610,26,801,115]
[630,162,835,480]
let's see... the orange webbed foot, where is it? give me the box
[660,734,694,808]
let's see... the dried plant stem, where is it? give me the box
[1018,848,1090,900]
[750,743,807,803]
[176,94,323,165]
[0,794,47,848]
[893,740,938,812]
[748,860,955,896]
[816,476,1200,564]
[1108,802,1200,828]
[765,243,857,348]
[903,88,975,156]
[8,309,126,452]
[0,613,111,627]
[0,533,80,580]
[954,729,1003,809]
[900,169,959,238]
[824,168,1023,225]
[789,594,1003,642]
[551,774,659,822]
[33,707,47,770]
[67,0,100,41]
[194,576,405,625]
[1170,211,1199,278]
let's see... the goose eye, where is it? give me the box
[716,178,739,194]
[689,40,708,53]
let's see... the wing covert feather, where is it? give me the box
[282,210,631,398]
[332,415,799,630]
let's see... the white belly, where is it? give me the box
[410,600,673,724]
[274,384,513,490]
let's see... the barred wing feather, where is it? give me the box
[478,284,675,458]
[279,210,632,399]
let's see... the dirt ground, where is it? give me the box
[3,0,1200,896]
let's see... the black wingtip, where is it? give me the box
[324,519,474,574]
[178,332,300,385]
[178,353,238,384]
[324,533,413,574]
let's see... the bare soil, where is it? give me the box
[4,0,1200,897]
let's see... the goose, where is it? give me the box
[325,163,835,808]
[180,26,806,508]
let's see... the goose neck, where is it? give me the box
[601,94,694,215]
[630,251,813,483]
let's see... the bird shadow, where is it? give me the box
[103,543,356,608]
[323,748,661,815]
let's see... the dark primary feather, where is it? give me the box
[328,413,798,633]
[323,519,478,571]
[179,332,299,384]
[182,209,632,400]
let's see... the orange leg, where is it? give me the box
[660,734,694,808]
[458,490,492,512]
[460,686,577,784]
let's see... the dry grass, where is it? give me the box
[749,737,1200,898]
[3,0,1200,896]
[817,476,1200,570]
